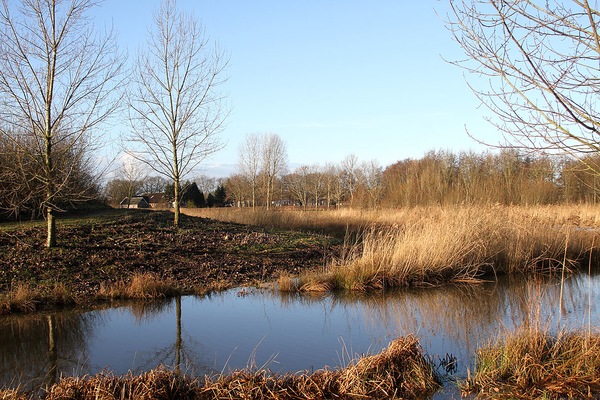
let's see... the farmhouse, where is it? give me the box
[119,196,150,209]
[141,193,165,208]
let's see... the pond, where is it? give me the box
[2,271,600,399]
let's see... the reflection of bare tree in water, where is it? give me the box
[46,315,57,387]
[0,310,101,391]
[130,297,214,377]
[270,273,599,370]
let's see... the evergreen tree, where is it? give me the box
[206,193,215,208]
[213,184,227,207]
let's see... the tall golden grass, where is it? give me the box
[298,206,597,290]
[463,329,600,399]
[184,204,600,239]
[0,282,77,314]
[97,273,179,300]
[203,205,597,291]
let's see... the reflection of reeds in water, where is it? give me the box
[271,273,594,370]
[22,337,439,400]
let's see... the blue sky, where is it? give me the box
[97,0,495,178]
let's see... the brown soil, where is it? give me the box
[0,210,340,301]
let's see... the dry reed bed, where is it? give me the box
[183,205,600,238]
[2,336,439,400]
[0,274,179,315]
[463,330,600,399]
[96,273,180,300]
[277,206,599,291]
[0,283,79,314]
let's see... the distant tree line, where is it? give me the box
[224,149,600,209]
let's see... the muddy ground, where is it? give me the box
[0,209,340,302]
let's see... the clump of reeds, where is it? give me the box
[336,335,440,398]
[202,335,440,400]
[44,367,199,400]
[15,337,438,400]
[295,206,593,291]
[0,282,79,314]
[0,388,29,400]
[277,273,297,292]
[463,330,600,399]
[51,283,77,306]
[0,284,40,314]
[97,273,179,300]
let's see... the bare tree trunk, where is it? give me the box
[174,177,180,228]
[47,209,56,248]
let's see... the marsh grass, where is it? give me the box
[182,207,377,237]
[0,389,28,400]
[0,282,79,314]
[3,337,439,400]
[97,273,180,300]
[281,206,597,291]
[184,204,600,238]
[0,284,40,314]
[463,330,600,399]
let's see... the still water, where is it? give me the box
[2,272,600,397]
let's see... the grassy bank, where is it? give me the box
[1,336,440,400]
[0,210,338,313]
[463,329,600,399]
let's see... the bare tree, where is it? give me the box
[447,0,600,174]
[261,133,287,210]
[285,165,311,210]
[0,0,124,247]
[237,132,262,209]
[307,163,324,211]
[357,159,383,209]
[194,174,217,195]
[126,0,228,228]
[323,162,343,209]
[139,175,169,194]
[118,156,147,207]
[341,154,359,205]
[225,173,250,207]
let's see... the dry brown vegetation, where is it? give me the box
[97,272,180,300]
[2,337,439,400]
[0,282,78,314]
[463,330,600,399]
[192,205,600,291]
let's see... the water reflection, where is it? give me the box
[1,272,599,393]
[0,310,99,389]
